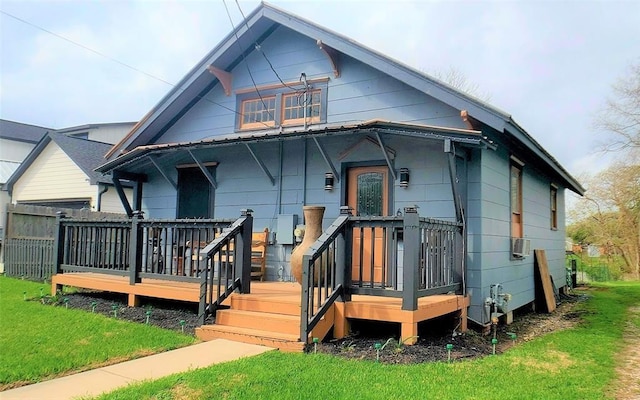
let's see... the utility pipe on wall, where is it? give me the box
[96,184,109,212]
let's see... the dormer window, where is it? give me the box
[235,79,328,131]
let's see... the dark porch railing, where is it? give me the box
[198,209,254,324]
[55,213,233,282]
[300,206,463,341]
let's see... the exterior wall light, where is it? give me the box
[399,168,410,188]
[324,172,334,191]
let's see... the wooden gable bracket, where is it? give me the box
[316,40,340,78]
[207,65,233,96]
[313,137,340,183]
[187,149,218,189]
[147,155,177,190]
[245,143,275,186]
[460,110,481,131]
[112,170,147,218]
[374,132,397,181]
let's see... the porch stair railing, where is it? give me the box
[198,209,254,325]
[300,208,351,342]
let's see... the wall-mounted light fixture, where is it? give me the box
[324,172,335,191]
[399,168,410,188]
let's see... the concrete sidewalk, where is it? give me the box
[1,339,273,400]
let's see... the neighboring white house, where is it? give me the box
[4,125,135,213]
[0,120,51,271]
[1,121,135,271]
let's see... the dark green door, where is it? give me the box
[177,167,214,218]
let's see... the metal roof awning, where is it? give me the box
[96,120,493,174]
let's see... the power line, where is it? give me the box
[0,10,174,87]
[0,8,274,129]
[234,0,303,94]
[221,0,276,123]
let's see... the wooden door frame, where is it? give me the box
[340,161,394,216]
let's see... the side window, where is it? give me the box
[550,185,558,230]
[510,163,523,238]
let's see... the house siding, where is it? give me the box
[11,142,132,214]
[12,142,95,203]
[465,142,568,324]
[157,27,464,144]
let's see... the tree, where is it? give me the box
[595,61,640,152]
[569,161,640,279]
[429,66,492,102]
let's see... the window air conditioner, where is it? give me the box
[512,238,531,257]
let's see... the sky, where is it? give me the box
[1,0,639,182]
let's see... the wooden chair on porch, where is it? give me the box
[251,228,269,281]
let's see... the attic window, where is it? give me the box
[235,79,328,131]
[282,90,321,125]
[241,97,276,129]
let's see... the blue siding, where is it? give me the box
[157,27,465,144]
[465,139,569,323]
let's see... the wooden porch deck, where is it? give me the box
[52,273,468,351]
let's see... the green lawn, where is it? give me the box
[95,282,640,400]
[0,276,195,389]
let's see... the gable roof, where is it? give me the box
[0,119,50,143]
[3,132,115,192]
[105,2,583,195]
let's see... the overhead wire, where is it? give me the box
[221,0,276,124]
[234,0,303,93]
[0,8,275,130]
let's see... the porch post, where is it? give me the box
[333,206,352,339]
[129,211,143,285]
[402,206,419,311]
[52,211,66,294]
[235,209,253,294]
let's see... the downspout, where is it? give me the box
[302,139,307,222]
[278,141,284,214]
[96,184,109,212]
[301,72,309,223]
[444,139,467,298]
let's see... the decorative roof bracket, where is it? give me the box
[207,65,233,96]
[313,137,340,182]
[316,40,340,78]
[245,143,275,186]
[187,149,218,189]
[148,155,177,190]
[374,132,397,181]
[460,110,481,131]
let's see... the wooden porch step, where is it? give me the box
[195,324,305,352]
[230,294,300,316]
[215,309,300,336]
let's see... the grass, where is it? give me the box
[94,282,640,400]
[0,276,196,389]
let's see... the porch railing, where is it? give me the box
[55,213,234,283]
[198,209,254,324]
[300,206,463,341]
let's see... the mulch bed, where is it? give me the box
[38,288,588,364]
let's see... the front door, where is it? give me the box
[347,166,389,285]
[177,167,214,218]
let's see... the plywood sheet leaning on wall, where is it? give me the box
[534,249,557,313]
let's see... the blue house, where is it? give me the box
[77,3,583,345]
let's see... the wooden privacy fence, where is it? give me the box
[3,204,127,280]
